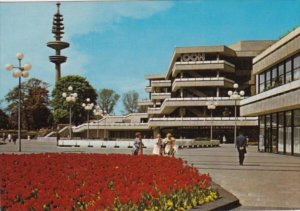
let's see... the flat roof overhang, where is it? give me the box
[240,80,300,116]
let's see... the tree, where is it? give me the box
[0,109,9,129]
[98,89,120,114]
[122,90,139,114]
[5,78,52,130]
[51,75,97,125]
[138,105,148,113]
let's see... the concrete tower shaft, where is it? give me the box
[47,3,70,83]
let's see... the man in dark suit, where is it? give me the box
[236,131,247,165]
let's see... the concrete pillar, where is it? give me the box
[216,71,220,97]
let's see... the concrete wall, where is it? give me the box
[240,80,300,116]
[240,88,300,116]
[253,27,300,75]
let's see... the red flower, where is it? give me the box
[0,153,213,210]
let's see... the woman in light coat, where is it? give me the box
[163,133,172,155]
[152,134,163,155]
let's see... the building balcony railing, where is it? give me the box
[151,92,171,100]
[147,97,244,115]
[172,77,235,92]
[151,80,171,87]
[172,60,235,77]
[148,107,161,114]
[72,122,149,133]
[138,100,153,106]
[148,117,258,127]
[145,86,152,93]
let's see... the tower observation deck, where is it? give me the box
[47,3,70,83]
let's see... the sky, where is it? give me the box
[0,0,299,114]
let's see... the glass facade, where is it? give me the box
[258,53,300,93]
[294,110,300,154]
[258,109,300,156]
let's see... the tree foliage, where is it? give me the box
[51,75,97,125]
[5,78,52,130]
[138,105,148,113]
[0,109,9,129]
[122,90,139,114]
[98,89,120,114]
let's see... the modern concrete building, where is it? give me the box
[53,113,151,140]
[240,27,300,155]
[139,40,274,142]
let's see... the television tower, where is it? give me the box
[47,3,70,83]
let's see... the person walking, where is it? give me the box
[236,131,247,165]
[152,134,163,155]
[163,133,172,155]
[168,137,177,157]
[8,133,12,143]
[223,135,227,144]
[132,132,144,155]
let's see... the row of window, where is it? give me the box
[258,53,300,93]
[259,109,300,155]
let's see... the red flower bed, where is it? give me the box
[0,154,217,210]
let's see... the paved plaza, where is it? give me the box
[1,139,300,210]
[178,145,300,210]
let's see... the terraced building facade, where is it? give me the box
[139,40,274,142]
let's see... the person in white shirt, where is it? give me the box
[152,134,163,155]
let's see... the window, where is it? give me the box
[285,59,292,83]
[258,53,300,93]
[271,67,278,87]
[259,73,265,93]
[285,111,292,153]
[259,116,265,152]
[294,109,300,154]
[278,112,284,153]
[294,54,300,80]
[278,63,285,85]
[271,113,278,153]
[266,70,271,90]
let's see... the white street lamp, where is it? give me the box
[93,106,107,139]
[62,86,77,139]
[207,101,217,141]
[228,83,245,145]
[82,98,94,139]
[4,52,32,152]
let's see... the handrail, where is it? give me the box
[147,97,245,114]
[173,77,235,83]
[151,80,171,83]
[149,117,258,121]
[151,92,171,96]
[174,60,235,67]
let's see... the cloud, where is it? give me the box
[0,1,173,112]
[62,2,173,37]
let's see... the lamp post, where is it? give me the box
[5,52,32,152]
[207,101,217,141]
[82,98,94,139]
[228,83,245,145]
[93,106,108,139]
[62,86,77,139]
